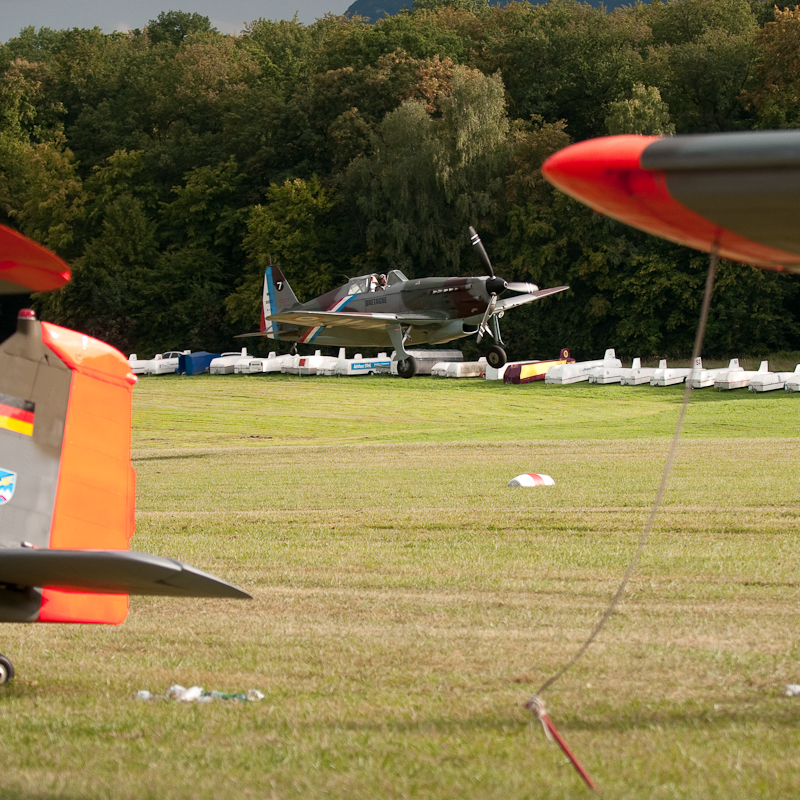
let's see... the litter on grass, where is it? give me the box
[136,685,265,702]
[785,685,800,696]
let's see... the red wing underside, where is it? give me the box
[0,225,71,293]
[541,133,800,273]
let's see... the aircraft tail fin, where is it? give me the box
[632,357,641,369]
[729,358,740,368]
[758,360,769,372]
[261,266,300,338]
[0,311,138,623]
[1,308,249,625]
[658,359,667,369]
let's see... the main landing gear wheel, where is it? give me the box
[486,345,507,369]
[397,355,417,379]
[0,654,14,684]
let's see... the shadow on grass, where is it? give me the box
[132,453,212,462]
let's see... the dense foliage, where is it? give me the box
[1,2,799,358]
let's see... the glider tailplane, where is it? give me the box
[261,266,300,338]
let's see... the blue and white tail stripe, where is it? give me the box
[300,294,356,343]
[262,267,279,338]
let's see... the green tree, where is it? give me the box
[34,150,157,350]
[345,65,511,276]
[479,1,647,140]
[0,57,83,253]
[605,83,676,135]
[36,191,158,350]
[743,6,800,127]
[140,157,249,351]
[146,11,215,46]
[226,176,338,332]
[643,0,759,131]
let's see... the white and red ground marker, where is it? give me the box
[507,473,555,487]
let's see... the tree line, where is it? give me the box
[1,1,799,360]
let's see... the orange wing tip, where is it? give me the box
[542,135,799,270]
[0,225,71,293]
[41,322,133,386]
[542,135,665,225]
[542,135,656,196]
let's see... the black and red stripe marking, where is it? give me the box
[0,392,35,436]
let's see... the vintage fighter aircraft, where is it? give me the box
[238,228,568,378]
[0,225,249,685]
[541,129,800,272]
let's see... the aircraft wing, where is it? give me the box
[542,131,800,272]
[0,224,71,293]
[267,309,448,330]
[0,549,250,599]
[496,286,569,312]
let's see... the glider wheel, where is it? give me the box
[397,356,417,379]
[0,654,14,685]
[486,345,507,369]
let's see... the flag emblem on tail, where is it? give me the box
[0,469,17,505]
[0,392,35,436]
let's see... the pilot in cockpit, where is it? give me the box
[369,274,387,292]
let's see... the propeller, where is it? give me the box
[469,227,537,344]
[469,226,494,277]
[506,281,539,293]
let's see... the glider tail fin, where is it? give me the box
[261,266,299,338]
[0,309,250,626]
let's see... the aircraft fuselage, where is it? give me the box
[279,275,496,348]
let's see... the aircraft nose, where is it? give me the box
[486,277,507,295]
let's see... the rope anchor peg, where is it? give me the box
[525,695,598,793]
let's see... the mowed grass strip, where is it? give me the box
[1,377,799,799]
[132,373,800,448]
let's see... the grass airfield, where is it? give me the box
[2,373,800,799]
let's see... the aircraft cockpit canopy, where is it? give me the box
[385,269,408,286]
[346,275,372,295]
[346,270,408,295]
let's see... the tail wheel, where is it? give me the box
[0,654,14,684]
[486,345,507,369]
[397,356,417,379]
